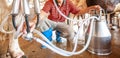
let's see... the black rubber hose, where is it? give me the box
[25,15,30,33]
[36,14,39,27]
[12,15,17,30]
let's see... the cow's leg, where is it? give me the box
[9,33,25,58]
[0,33,9,58]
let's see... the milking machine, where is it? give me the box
[53,0,112,55]
[11,0,41,40]
[2,0,112,57]
[34,0,40,27]
[12,0,33,40]
[22,0,33,40]
[19,0,109,56]
[11,0,20,30]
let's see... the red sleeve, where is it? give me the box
[68,0,80,14]
[42,1,52,13]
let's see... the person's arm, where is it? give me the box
[69,0,101,15]
[78,5,101,15]
[69,0,80,15]
[40,10,49,20]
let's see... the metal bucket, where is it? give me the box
[86,19,112,55]
[85,9,112,55]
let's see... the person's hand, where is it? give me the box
[88,5,101,15]
[78,5,101,15]
[88,5,101,12]
[93,5,101,10]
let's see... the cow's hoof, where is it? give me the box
[9,50,25,58]
[0,54,6,58]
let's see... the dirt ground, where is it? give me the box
[0,30,120,58]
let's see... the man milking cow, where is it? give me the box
[4,0,120,58]
[9,0,120,58]
[0,0,120,58]
[22,0,101,49]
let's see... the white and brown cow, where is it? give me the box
[86,0,120,12]
[0,0,39,58]
[0,0,25,58]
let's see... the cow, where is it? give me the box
[0,0,35,58]
[0,0,49,58]
[86,0,120,12]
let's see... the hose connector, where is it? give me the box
[24,32,33,41]
[11,0,21,30]
[34,0,40,27]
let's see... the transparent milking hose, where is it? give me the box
[33,16,98,56]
